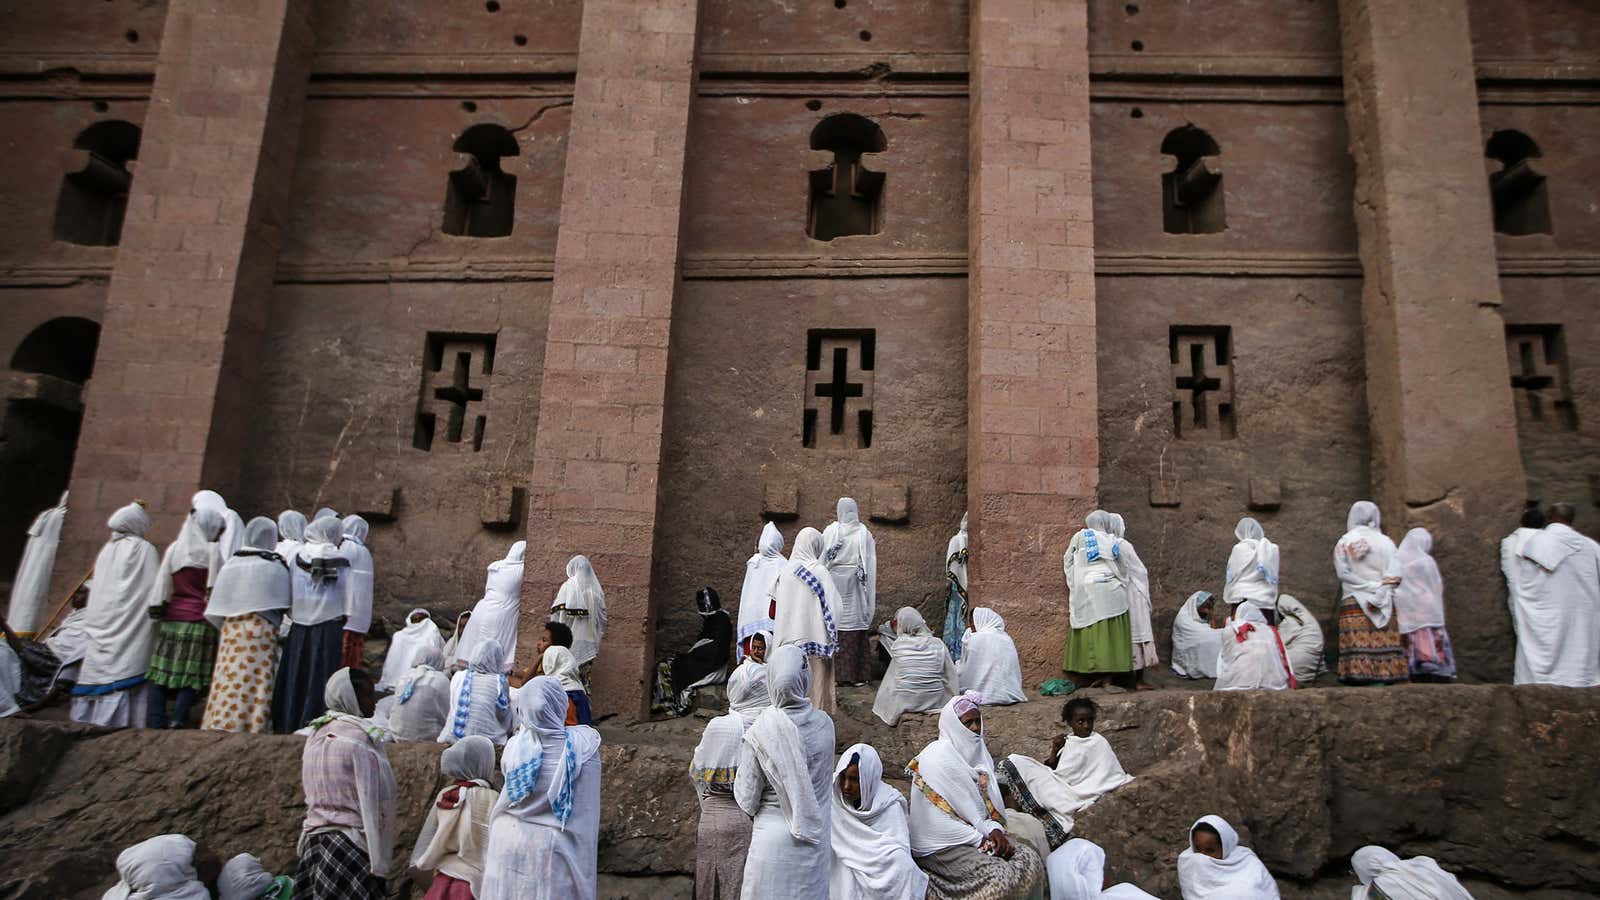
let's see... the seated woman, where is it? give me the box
[653,587,734,716]
[831,742,928,900]
[998,697,1132,851]
[379,608,444,692]
[542,645,593,725]
[1170,592,1224,679]
[1214,605,1295,692]
[1351,845,1473,900]
[1177,816,1279,899]
[908,692,1044,900]
[410,735,500,899]
[386,647,453,742]
[873,607,958,726]
[102,834,210,900]
[1049,838,1160,900]
[439,640,513,745]
[958,608,1028,705]
[218,852,293,900]
[1274,594,1325,685]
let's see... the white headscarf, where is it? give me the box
[907,692,1005,856]
[821,497,878,630]
[1048,838,1161,900]
[1065,510,1131,629]
[204,516,292,630]
[1224,517,1281,611]
[1392,528,1446,634]
[340,515,374,635]
[737,522,786,658]
[1171,592,1224,679]
[690,713,745,796]
[957,608,1027,704]
[217,853,276,900]
[377,608,444,691]
[1106,513,1155,645]
[873,607,957,726]
[6,490,67,635]
[102,834,210,900]
[1215,605,1294,692]
[389,645,451,742]
[162,506,225,577]
[552,555,606,666]
[737,644,824,844]
[542,645,585,693]
[454,541,524,670]
[771,527,840,658]
[830,743,928,900]
[78,504,164,686]
[1351,846,1474,900]
[1177,815,1280,899]
[726,640,771,727]
[313,507,339,521]
[1335,501,1401,628]
[496,675,602,829]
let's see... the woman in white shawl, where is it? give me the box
[70,503,163,728]
[378,609,444,692]
[1214,604,1294,692]
[907,692,1044,900]
[1048,838,1160,900]
[410,735,500,898]
[735,644,836,900]
[298,667,397,899]
[273,516,351,733]
[101,834,210,900]
[481,676,603,900]
[551,555,606,670]
[1224,518,1280,621]
[821,497,878,685]
[874,606,958,726]
[201,516,292,734]
[726,631,771,728]
[831,742,927,900]
[439,638,513,745]
[959,608,1028,705]
[1106,514,1158,683]
[1350,845,1474,900]
[146,501,226,729]
[1170,592,1223,679]
[691,712,753,899]
[275,510,307,564]
[998,697,1132,851]
[1177,815,1279,899]
[738,523,786,660]
[7,490,66,637]
[339,515,375,670]
[1392,528,1457,680]
[455,541,525,671]
[943,513,970,661]
[771,528,842,714]
[1273,594,1324,684]
[218,852,291,900]
[1333,501,1408,685]
[1063,511,1133,687]
[388,646,452,742]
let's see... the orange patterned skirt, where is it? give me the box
[1336,597,1410,685]
[200,613,279,733]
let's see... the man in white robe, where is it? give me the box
[821,497,877,685]
[1510,503,1600,687]
[737,522,785,661]
[7,491,67,637]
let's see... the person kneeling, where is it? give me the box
[1214,605,1295,692]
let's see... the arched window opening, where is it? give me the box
[807,114,886,242]
[1486,130,1551,236]
[53,121,141,246]
[10,317,101,384]
[442,124,519,238]
[1161,125,1225,235]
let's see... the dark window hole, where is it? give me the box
[859,30,872,41]
[1125,3,1139,13]
[462,101,479,113]
[835,0,847,7]
[486,0,500,10]
[1131,40,1144,51]
[124,29,139,43]
[92,100,109,113]
[1130,107,1144,119]
[512,34,528,46]
[805,99,822,111]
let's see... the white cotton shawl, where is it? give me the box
[205,517,292,630]
[1005,730,1132,836]
[1215,605,1292,692]
[1275,594,1324,684]
[378,609,444,691]
[1107,514,1155,645]
[1393,528,1447,634]
[552,555,606,666]
[1351,845,1474,900]
[958,608,1028,704]
[454,541,524,670]
[821,498,878,632]
[947,514,969,592]
[737,523,785,658]
[217,853,276,900]
[1065,511,1131,629]
[736,646,825,844]
[78,504,163,687]
[542,645,585,693]
[294,518,347,626]
[389,654,451,743]
[907,693,1005,857]
[726,652,771,727]
[1171,592,1224,679]
[873,607,958,725]
[772,528,841,658]
[1049,838,1162,900]
[411,735,499,896]
[192,491,237,588]
[7,490,66,635]
[440,640,513,745]
[101,834,210,900]
[1506,524,1600,687]
[830,743,928,900]
[1178,815,1280,900]
[690,713,745,797]
[1224,518,1281,611]
[1335,502,1400,628]
[340,516,374,634]
[161,507,225,578]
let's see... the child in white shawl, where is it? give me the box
[378,609,444,692]
[102,834,210,900]
[1350,845,1474,900]
[1214,604,1295,692]
[1392,528,1458,680]
[410,735,500,898]
[831,743,927,900]
[550,555,606,670]
[691,713,753,899]
[738,523,786,660]
[1048,838,1161,900]
[1224,518,1280,620]
[958,608,1028,705]
[874,607,958,726]
[388,646,452,742]
[1170,592,1223,679]
[1177,815,1279,899]
[999,697,1132,850]
[735,645,836,900]
[439,639,513,745]
[456,541,525,671]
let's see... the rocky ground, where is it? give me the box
[2,680,1597,899]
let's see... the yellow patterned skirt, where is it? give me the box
[200,613,280,733]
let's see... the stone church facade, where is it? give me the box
[1,0,1594,714]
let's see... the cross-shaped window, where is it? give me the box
[414,333,496,452]
[1170,327,1235,440]
[807,114,886,242]
[1505,325,1576,431]
[804,330,876,449]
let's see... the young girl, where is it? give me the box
[999,697,1132,850]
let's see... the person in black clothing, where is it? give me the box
[653,587,734,716]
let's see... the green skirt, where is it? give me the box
[1062,612,1133,674]
[147,620,219,691]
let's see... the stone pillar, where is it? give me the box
[967,0,1099,683]
[55,0,315,590]
[519,0,697,717]
[1339,0,1525,678]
